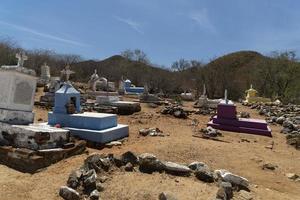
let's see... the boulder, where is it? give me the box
[89,189,100,200]
[124,162,134,172]
[163,161,192,176]
[121,151,139,165]
[214,169,249,189]
[285,173,299,180]
[276,116,285,124]
[216,182,233,200]
[195,166,214,183]
[67,170,82,189]
[138,153,165,173]
[83,169,97,192]
[96,182,105,192]
[59,186,80,200]
[188,162,208,171]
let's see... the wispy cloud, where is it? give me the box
[114,16,144,34]
[0,20,89,47]
[188,9,216,34]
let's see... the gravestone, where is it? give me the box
[123,79,144,94]
[37,63,51,86]
[194,84,221,108]
[0,53,37,125]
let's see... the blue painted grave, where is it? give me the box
[48,81,129,143]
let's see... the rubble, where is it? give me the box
[59,152,252,200]
[161,105,188,119]
[139,127,168,137]
[242,102,300,149]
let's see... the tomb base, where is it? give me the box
[0,140,86,173]
[67,124,129,144]
[0,122,69,150]
[48,112,129,143]
[0,108,34,125]
[207,102,272,137]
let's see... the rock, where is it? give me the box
[233,190,253,200]
[59,186,80,200]
[121,151,139,165]
[158,192,178,200]
[83,169,97,192]
[67,170,81,189]
[215,169,249,189]
[216,182,233,200]
[98,175,109,183]
[286,173,299,180]
[138,153,165,173]
[163,161,192,176]
[276,116,285,124]
[96,182,105,192]
[283,120,294,129]
[188,162,208,171]
[84,154,111,172]
[240,112,250,118]
[89,189,100,200]
[195,166,214,183]
[105,141,122,148]
[201,126,220,137]
[124,162,134,172]
[113,155,124,167]
[262,163,277,170]
[281,127,292,134]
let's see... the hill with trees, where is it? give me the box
[0,40,299,103]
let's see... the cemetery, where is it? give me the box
[0,2,300,198]
[0,51,299,200]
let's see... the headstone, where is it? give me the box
[194,84,221,108]
[123,79,144,94]
[38,62,51,85]
[0,52,37,125]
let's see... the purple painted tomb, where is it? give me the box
[208,100,272,137]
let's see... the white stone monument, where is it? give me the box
[0,53,37,125]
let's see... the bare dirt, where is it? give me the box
[0,95,299,200]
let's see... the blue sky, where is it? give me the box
[0,0,299,66]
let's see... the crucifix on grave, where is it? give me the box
[16,52,28,68]
[60,65,75,82]
[224,89,228,104]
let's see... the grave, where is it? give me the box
[0,54,85,173]
[194,84,221,108]
[37,62,51,86]
[0,52,37,125]
[124,79,144,94]
[208,90,272,137]
[87,69,118,97]
[180,91,194,101]
[139,85,163,103]
[244,84,271,103]
[48,66,129,143]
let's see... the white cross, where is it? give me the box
[61,65,74,82]
[224,89,228,104]
[16,52,28,68]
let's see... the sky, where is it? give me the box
[0,0,299,67]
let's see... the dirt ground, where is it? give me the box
[0,93,299,200]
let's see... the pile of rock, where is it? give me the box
[195,107,216,115]
[59,152,251,200]
[200,126,222,137]
[161,105,188,119]
[139,128,168,137]
[243,102,300,149]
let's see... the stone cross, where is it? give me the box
[61,65,74,82]
[224,89,228,104]
[16,52,28,68]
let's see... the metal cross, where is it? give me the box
[224,89,228,104]
[203,84,206,96]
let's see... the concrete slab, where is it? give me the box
[67,124,129,143]
[48,112,117,130]
[0,108,34,125]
